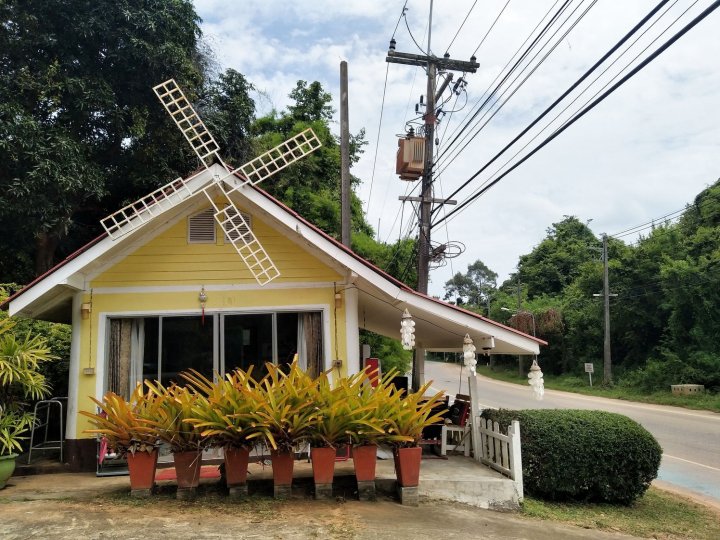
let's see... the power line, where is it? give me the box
[471,0,512,58]
[434,0,600,185]
[434,0,673,209]
[436,0,572,163]
[392,1,409,40]
[365,62,390,215]
[445,0,478,55]
[404,8,430,54]
[434,1,720,228]
[438,0,564,153]
[609,207,685,238]
[434,0,589,182]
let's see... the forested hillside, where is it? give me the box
[448,180,720,393]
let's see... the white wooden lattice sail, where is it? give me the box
[206,186,280,285]
[221,128,322,189]
[100,78,322,286]
[101,177,194,239]
[153,79,220,167]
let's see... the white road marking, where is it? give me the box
[663,454,720,472]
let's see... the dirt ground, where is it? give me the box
[0,491,639,540]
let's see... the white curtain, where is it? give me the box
[130,319,145,387]
[296,315,308,371]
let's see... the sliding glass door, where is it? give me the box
[221,313,273,378]
[159,316,215,387]
[106,310,324,393]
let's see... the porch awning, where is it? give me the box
[355,279,543,355]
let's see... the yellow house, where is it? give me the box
[3,164,543,470]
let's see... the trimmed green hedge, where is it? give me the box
[482,409,661,504]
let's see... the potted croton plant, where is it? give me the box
[145,381,206,499]
[383,381,446,489]
[0,318,55,489]
[82,384,162,496]
[183,368,267,497]
[347,370,398,490]
[306,372,368,499]
[253,362,318,498]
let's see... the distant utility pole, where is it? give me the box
[516,277,523,377]
[386,1,478,391]
[340,61,351,248]
[594,233,618,385]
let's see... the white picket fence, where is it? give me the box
[467,377,523,500]
[475,417,523,497]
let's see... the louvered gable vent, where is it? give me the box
[188,208,216,243]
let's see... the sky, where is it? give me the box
[194,0,720,298]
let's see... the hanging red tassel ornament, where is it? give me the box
[199,287,208,326]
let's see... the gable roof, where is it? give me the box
[2,164,544,354]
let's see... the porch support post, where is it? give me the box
[468,375,481,463]
[344,285,360,375]
[66,291,83,441]
[509,419,524,501]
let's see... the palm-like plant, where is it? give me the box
[310,370,385,449]
[252,362,319,452]
[81,383,161,455]
[144,381,205,453]
[381,381,446,448]
[182,368,268,450]
[0,318,55,456]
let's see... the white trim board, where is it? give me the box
[91,282,338,295]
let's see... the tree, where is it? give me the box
[251,80,371,239]
[199,68,256,166]
[0,0,206,282]
[287,81,334,122]
[514,216,599,299]
[443,259,498,313]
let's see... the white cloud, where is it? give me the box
[192,0,720,296]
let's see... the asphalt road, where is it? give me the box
[425,360,720,504]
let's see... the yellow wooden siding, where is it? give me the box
[72,285,349,438]
[91,206,342,287]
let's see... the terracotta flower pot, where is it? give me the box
[394,446,422,487]
[224,446,250,488]
[352,445,377,482]
[173,450,202,489]
[270,449,294,486]
[126,448,158,492]
[311,446,336,485]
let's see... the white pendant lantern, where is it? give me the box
[528,358,544,400]
[463,334,477,375]
[400,308,415,350]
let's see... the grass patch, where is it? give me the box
[522,487,720,540]
[474,365,720,412]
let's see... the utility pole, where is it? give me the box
[516,277,523,377]
[594,234,617,385]
[340,61,351,247]
[386,1,478,391]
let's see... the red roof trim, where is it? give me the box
[248,182,547,346]
[1,168,546,347]
[0,233,108,311]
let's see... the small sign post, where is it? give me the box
[585,363,594,387]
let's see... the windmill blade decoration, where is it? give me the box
[99,78,322,286]
[153,79,221,168]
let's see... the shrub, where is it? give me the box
[482,409,661,504]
